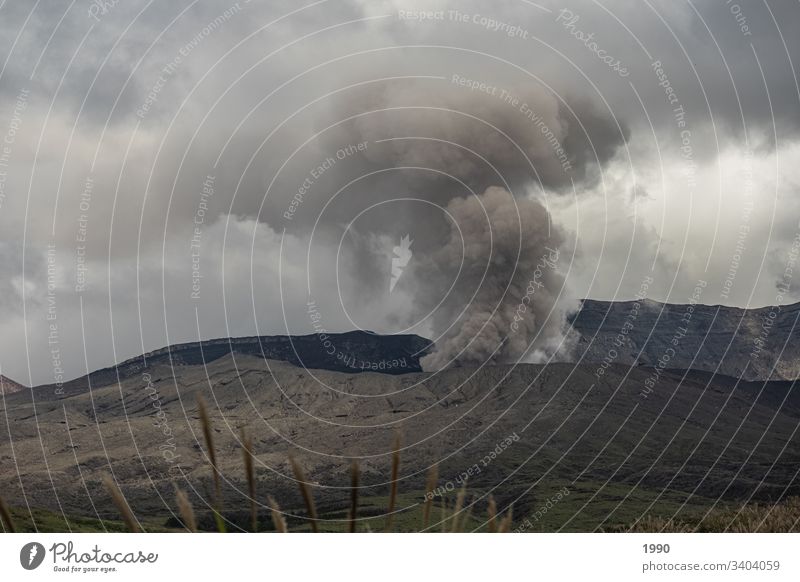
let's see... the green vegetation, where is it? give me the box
[0,505,174,533]
[620,496,800,533]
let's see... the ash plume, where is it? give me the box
[416,186,569,370]
[316,80,622,368]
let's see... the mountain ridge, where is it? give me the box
[5,297,799,390]
[571,298,800,381]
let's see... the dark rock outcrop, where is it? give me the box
[570,298,800,381]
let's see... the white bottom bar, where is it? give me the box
[1,533,796,581]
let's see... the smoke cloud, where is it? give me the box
[314,79,618,368]
[416,186,568,369]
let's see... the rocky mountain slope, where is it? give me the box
[1,352,797,531]
[2,300,800,530]
[570,299,800,381]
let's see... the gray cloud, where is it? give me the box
[0,0,799,382]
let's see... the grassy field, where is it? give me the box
[3,396,797,533]
[1,506,174,533]
[4,486,797,533]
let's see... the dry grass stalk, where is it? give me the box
[0,494,15,533]
[197,395,226,532]
[241,428,257,532]
[498,505,514,533]
[487,496,498,533]
[268,496,288,533]
[102,474,141,533]
[349,460,360,533]
[422,464,438,530]
[450,480,468,532]
[462,496,474,532]
[175,488,197,532]
[441,498,448,532]
[289,456,318,532]
[385,432,401,531]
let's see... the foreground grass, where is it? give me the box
[3,398,796,533]
[1,505,175,533]
[6,493,799,533]
[620,496,800,533]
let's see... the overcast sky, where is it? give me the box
[1,0,799,385]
